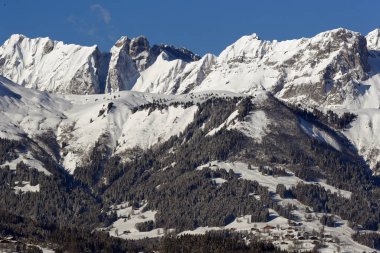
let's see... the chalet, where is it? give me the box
[285,234,295,240]
[261,225,275,233]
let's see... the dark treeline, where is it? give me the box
[131,100,196,114]
[294,138,373,192]
[237,97,255,120]
[286,102,357,129]
[0,136,113,230]
[0,138,20,164]
[319,214,337,227]
[352,232,380,250]
[258,165,289,177]
[160,231,289,253]
[290,182,379,230]
[74,133,112,191]
[0,164,111,228]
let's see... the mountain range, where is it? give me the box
[1,28,379,171]
[0,28,380,252]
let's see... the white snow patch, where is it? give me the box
[299,118,341,151]
[207,109,269,143]
[343,109,380,171]
[228,110,269,143]
[103,203,171,240]
[212,178,227,185]
[13,181,40,194]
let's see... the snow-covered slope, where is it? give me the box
[114,105,198,152]
[132,52,186,93]
[343,109,380,171]
[132,53,216,94]
[59,92,199,173]
[0,75,69,140]
[0,76,69,174]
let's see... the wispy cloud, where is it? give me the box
[66,4,119,45]
[90,4,111,24]
[66,15,97,36]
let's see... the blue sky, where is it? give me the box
[0,0,379,55]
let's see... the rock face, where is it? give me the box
[105,36,140,93]
[278,28,369,106]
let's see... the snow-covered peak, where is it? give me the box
[114,36,130,47]
[366,29,380,50]
[218,33,264,61]
[313,27,359,39]
[129,36,150,54]
[5,34,26,44]
[157,51,170,61]
[0,34,102,94]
